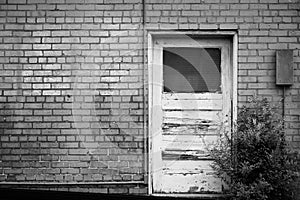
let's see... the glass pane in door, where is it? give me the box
[163,47,221,93]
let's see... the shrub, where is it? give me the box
[210,97,299,200]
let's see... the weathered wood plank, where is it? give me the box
[162,135,219,151]
[163,92,222,100]
[163,117,219,125]
[162,124,220,135]
[163,160,213,171]
[162,150,212,160]
[155,172,224,193]
[163,110,221,121]
[163,165,213,174]
[162,142,208,151]
[162,99,222,110]
[163,135,219,142]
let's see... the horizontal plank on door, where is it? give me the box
[162,135,219,152]
[155,172,224,193]
[162,160,214,171]
[162,92,223,100]
[163,117,220,126]
[162,150,212,160]
[163,110,222,121]
[163,135,219,142]
[162,164,214,175]
[162,99,222,110]
[162,124,220,135]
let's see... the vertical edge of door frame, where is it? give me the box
[147,32,153,195]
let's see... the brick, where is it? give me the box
[278,37,297,43]
[56,4,75,10]
[61,24,81,30]
[42,90,61,95]
[51,31,70,36]
[248,44,268,49]
[101,24,120,30]
[46,11,65,17]
[33,44,51,50]
[220,24,238,29]
[18,5,37,10]
[25,116,42,122]
[24,51,43,57]
[66,11,84,17]
[34,70,52,76]
[220,10,239,16]
[23,37,41,43]
[248,70,268,76]
[279,10,298,16]
[43,51,62,57]
[81,24,100,29]
[3,37,21,44]
[8,0,26,3]
[37,4,54,10]
[34,110,52,115]
[269,30,288,36]
[52,44,71,49]
[61,37,80,43]
[7,11,25,17]
[81,37,100,43]
[70,30,89,36]
[248,83,268,89]
[32,31,51,37]
[13,44,32,50]
[259,23,278,29]
[240,10,259,16]
[24,24,43,30]
[268,43,288,49]
[33,83,51,89]
[59,142,79,148]
[279,24,298,29]
[5,51,24,57]
[5,24,24,30]
[199,24,218,30]
[248,30,269,36]
[258,37,277,43]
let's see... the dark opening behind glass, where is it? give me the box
[163,47,221,93]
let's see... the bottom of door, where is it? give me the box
[150,193,227,198]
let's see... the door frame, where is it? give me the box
[148,31,238,197]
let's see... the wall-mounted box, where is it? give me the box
[276,50,294,86]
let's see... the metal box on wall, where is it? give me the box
[276,50,294,86]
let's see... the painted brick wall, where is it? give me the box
[0,0,300,195]
[0,0,146,193]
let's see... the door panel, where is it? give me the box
[150,36,232,194]
[162,98,223,110]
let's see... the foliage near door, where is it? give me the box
[210,98,300,200]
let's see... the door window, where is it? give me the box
[163,47,221,93]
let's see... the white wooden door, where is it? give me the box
[149,35,233,194]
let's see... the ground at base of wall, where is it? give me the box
[0,188,229,200]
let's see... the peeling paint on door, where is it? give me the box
[149,35,233,195]
[156,92,226,193]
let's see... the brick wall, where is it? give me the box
[0,0,300,195]
[0,0,146,193]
